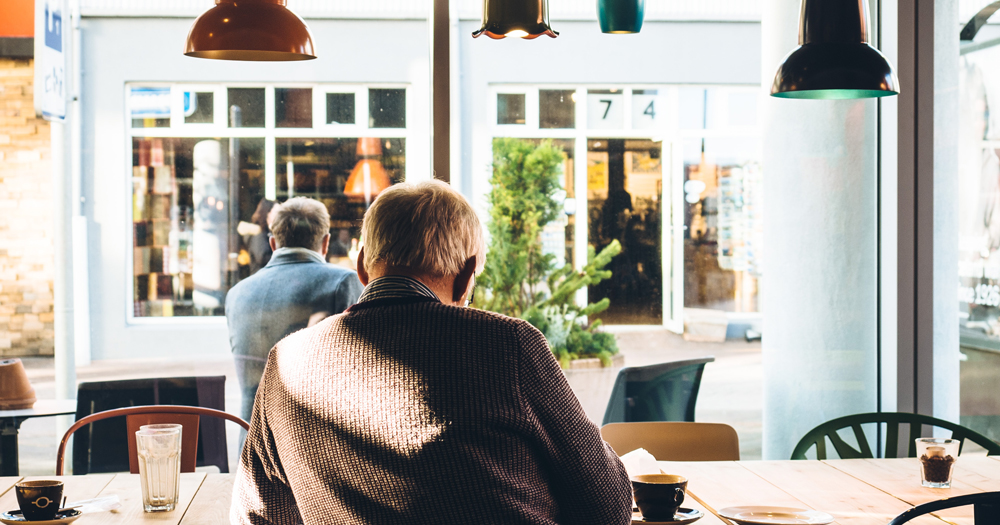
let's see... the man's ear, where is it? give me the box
[319,233,331,258]
[357,247,369,285]
[269,236,277,251]
[452,256,477,304]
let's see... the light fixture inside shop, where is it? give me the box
[185,0,316,61]
[473,0,558,39]
[344,138,392,207]
[771,0,898,99]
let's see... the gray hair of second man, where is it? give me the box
[361,180,486,278]
[269,197,331,251]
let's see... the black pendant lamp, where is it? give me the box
[473,0,558,39]
[185,0,316,61]
[771,0,898,99]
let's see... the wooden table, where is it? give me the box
[0,473,234,524]
[0,400,77,476]
[0,458,996,523]
[660,456,1000,525]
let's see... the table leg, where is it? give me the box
[0,417,20,476]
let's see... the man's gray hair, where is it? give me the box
[270,197,330,251]
[361,180,486,277]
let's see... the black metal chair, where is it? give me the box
[601,357,714,426]
[888,491,1000,525]
[72,376,230,474]
[790,412,1000,460]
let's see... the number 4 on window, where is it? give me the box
[643,100,656,119]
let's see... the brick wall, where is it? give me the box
[0,58,54,357]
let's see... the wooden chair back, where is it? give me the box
[601,422,740,461]
[56,405,249,475]
[125,413,201,474]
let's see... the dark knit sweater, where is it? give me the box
[231,294,633,525]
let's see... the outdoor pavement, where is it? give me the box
[13,329,762,475]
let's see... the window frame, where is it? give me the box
[124,81,412,325]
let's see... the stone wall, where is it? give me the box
[0,58,54,356]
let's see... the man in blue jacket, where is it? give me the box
[225,197,363,426]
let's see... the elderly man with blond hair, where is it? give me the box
[232,180,633,525]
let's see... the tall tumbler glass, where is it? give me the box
[136,426,182,512]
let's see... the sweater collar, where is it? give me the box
[357,275,440,304]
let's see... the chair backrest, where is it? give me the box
[72,377,229,474]
[602,357,714,426]
[887,491,1000,525]
[791,412,1000,460]
[56,405,249,475]
[601,422,740,461]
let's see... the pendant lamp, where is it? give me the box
[344,138,392,207]
[472,0,558,39]
[185,0,316,61]
[771,0,898,99]
[598,0,645,34]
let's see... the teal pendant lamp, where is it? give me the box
[472,0,558,39]
[598,0,645,34]
[771,0,898,99]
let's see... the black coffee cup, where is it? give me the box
[631,474,687,521]
[15,480,64,521]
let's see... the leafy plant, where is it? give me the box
[477,138,621,368]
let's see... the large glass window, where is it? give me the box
[490,85,760,326]
[958,47,1000,444]
[128,84,411,319]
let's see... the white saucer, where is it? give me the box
[632,507,704,524]
[717,506,834,525]
[0,509,82,525]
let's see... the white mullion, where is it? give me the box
[574,134,588,309]
[265,86,276,130]
[526,89,540,131]
[215,85,228,127]
[170,86,185,129]
[312,84,324,129]
[624,87,634,130]
[265,135,277,201]
[357,88,370,131]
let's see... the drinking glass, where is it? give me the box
[916,438,959,488]
[136,426,182,512]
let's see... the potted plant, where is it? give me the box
[477,138,623,421]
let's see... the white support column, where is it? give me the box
[52,119,76,403]
[761,0,880,459]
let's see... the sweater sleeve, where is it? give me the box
[514,320,633,525]
[230,353,304,525]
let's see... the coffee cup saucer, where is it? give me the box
[632,507,704,524]
[0,509,81,525]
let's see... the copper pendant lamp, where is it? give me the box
[185,0,316,61]
[473,0,558,39]
[771,0,898,99]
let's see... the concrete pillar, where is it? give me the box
[761,0,879,459]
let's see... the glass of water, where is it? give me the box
[136,426,182,512]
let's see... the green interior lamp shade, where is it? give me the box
[771,43,899,99]
[598,0,645,34]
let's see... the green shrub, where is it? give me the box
[477,138,621,368]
